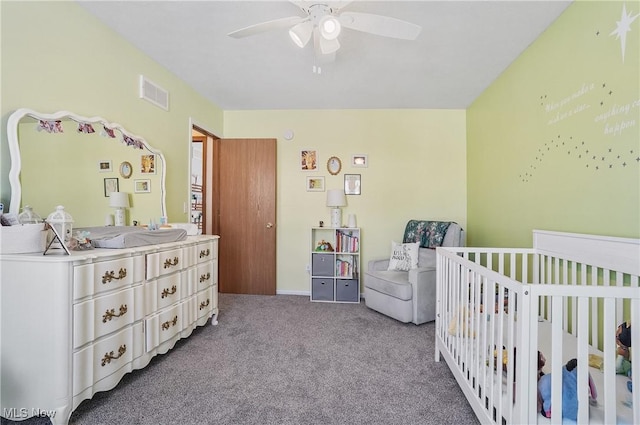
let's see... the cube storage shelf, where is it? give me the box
[310,227,360,303]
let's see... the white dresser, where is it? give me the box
[0,235,219,425]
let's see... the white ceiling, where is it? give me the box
[77,0,572,110]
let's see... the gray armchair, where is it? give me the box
[364,221,464,325]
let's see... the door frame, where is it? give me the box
[188,118,219,235]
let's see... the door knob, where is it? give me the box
[266,222,273,228]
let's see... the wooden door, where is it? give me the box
[218,138,277,295]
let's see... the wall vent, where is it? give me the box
[139,75,169,111]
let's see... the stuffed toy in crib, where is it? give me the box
[537,358,597,421]
[616,321,632,375]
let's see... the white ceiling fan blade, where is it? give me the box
[227,16,305,38]
[339,12,422,40]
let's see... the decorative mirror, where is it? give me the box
[6,108,167,227]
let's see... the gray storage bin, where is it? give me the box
[336,279,358,302]
[312,253,334,276]
[312,278,334,301]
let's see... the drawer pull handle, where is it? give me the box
[199,248,210,258]
[102,304,128,323]
[199,272,211,283]
[102,268,127,284]
[199,299,210,310]
[163,257,179,269]
[161,315,178,330]
[101,344,126,367]
[161,285,177,299]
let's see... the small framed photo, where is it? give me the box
[351,154,368,168]
[301,149,318,171]
[344,174,361,195]
[98,160,112,173]
[104,178,119,197]
[134,179,151,193]
[140,154,156,174]
[306,176,325,192]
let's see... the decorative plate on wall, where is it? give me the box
[327,156,342,175]
[119,161,133,179]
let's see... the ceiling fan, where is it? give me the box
[227,1,422,61]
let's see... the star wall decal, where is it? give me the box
[610,3,640,63]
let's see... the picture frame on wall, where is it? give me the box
[344,174,361,195]
[134,179,151,193]
[98,160,112,173]
[140,154,156,174]
[104,177,119,197]
[306,176,325,192]
[301,149,318,171]
[351,154,368,168]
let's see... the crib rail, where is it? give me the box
[435,245,640,425]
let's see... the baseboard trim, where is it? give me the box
[276,289,309,296]
[276,289,366,300]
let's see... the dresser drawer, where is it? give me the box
[144,271,188,315]
[146,248,184,280]
[196,240,216,264]
[195,262,214,291]
[73,325,134,396]
[196,287,213,319]
[74,257,138,299]
[74,287,135,348]
[144,302,184,352]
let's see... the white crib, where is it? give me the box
[435,230,639,424]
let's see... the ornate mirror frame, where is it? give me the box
[7,108,167,220]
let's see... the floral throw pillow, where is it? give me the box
[387,241,420,271]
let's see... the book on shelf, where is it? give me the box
[336,258,353,278]
[335,229,359,253]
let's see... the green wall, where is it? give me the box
[3,1,638,295]
[224,109,467,294]
[467,0,640,247]
[0,1,224,221]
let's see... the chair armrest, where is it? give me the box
[408,267,436,286]
[408,267,437,324]
[368,258,390,272]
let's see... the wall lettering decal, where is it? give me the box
[519,3,639,183]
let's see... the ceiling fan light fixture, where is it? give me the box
[319,15,341,40]
[289,22,312,48]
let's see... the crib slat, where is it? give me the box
[591,266,598,348]
[570,261,577,335]
[632,298,640,424]
[517,282,536,424]
[576,296,589,425]
[615,271,624,325]
[550,296,564,425]
[603,297,616,425]
[495,283,505,422]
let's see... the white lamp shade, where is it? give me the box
[319,15,341,40]
[109,192,130,226]
[326,189,347,207]
[289,21,313,48]
[109,192,130,208]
